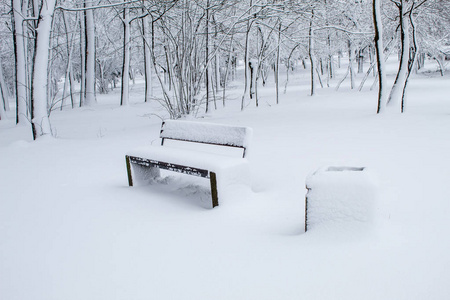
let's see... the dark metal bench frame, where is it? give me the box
[126,121,248,208]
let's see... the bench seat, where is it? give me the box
[127,146,248,175]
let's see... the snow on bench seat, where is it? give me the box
[127,145,248,175]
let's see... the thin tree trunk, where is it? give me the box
[284,44,300,94]
[401,3,418,113]
[84,2,96,106]
[142,11,152,102]
[222,35,234,107]
[0,61,6,119]
[0,57,6,119]
[121,7,131,106]
[46,16,55,110]
[348,40,355,89]
[315,67,324,88]
[60,11,77,110]
[249,60,256,103]
[387,0,409,110]
[373,0,387,114]
[79,10,86,107]
[358,49,364,73]
[335,65,349,91]
[211,71,217,110]
[205,0,210,113]
[213,16,220,94]
[327,35,333,87]
[12,0,29,124]
[275,21,281,104]
[433,56,444,76]
[241,0,252,111]
[369,45,375,76]
[0,95,5,120]
[309,10,315,96]
[0,55,9,118]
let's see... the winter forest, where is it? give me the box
[2,0,450,299]
[0,0,448,136]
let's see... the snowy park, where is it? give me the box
[2,64,450,299]
[1,1,450,299]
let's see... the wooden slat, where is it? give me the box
[128,156,210,178]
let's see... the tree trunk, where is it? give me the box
[241,0,252,111]
[31,0,56,139]
[369,45,375,76]
[249,60,256,101]
[46,16,55,111]
[401,3,418,113]
[213,16,220,94]
[358,49,364,73]
[12,0,29,124]
[0,58,6,119]
[0,95,5,120]
[275,21,281,104]
[373,0,387,113]
[121,7,131,106]
[60,11,77,110]
[205,0,210,113]
[387,0,409,110]
[348,40,354,89]
[222,35,234,107]
[0,55,9,120]
[84,2,96,106]
[79,10,86,107]
[142,11,152,102]
[327,35,333,87]
[433,56,444,76]
[309,11,315,96]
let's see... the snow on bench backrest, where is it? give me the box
[160,120,252,156]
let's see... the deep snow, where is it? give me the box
[1,63,450,299]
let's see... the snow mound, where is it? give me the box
[305,166,379,232]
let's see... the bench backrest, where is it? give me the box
[160,120,252,158]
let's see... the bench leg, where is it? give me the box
[126,155,133,186]
[126,156,161,186]
[210,172,219,208]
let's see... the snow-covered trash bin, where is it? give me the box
[305,166,378,232]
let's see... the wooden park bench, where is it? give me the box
[125,120,252,208]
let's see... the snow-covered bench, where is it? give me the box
[125,120,252,208]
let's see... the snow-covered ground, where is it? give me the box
[1,63,450,299]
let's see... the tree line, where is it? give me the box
[0,0,448,139]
